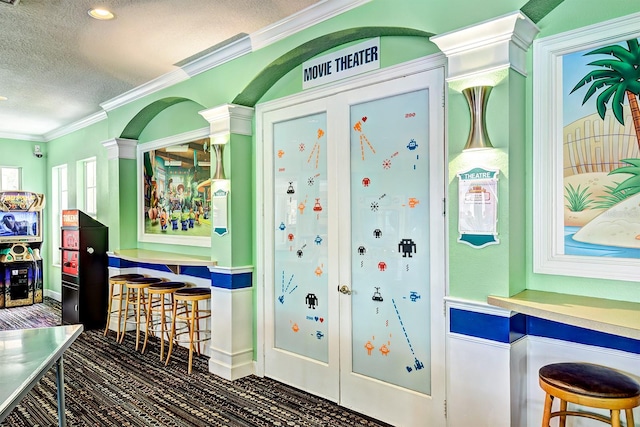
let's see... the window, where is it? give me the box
[52,165,68,265]
[83,158,97,216]
[0,167,21,190]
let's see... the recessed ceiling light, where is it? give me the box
[88,8,115,20]
[0,96,7,102]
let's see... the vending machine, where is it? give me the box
[60,209,108,329]
[0,191,45,309]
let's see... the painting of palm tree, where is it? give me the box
[560,38,640,258]
[571,38,640,150]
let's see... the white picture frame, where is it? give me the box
[533,12,640,282]
[137,128,212,248]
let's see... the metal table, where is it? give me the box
[0,324,83,426]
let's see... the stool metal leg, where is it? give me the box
[625,409,635,426]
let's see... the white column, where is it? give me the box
[208,266,255,380]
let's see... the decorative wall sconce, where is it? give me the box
[212,142,226,180]
[211,139,229,236]
[462,86,494,151]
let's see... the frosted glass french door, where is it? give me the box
[261,67,445,426]
[263,100,339,401]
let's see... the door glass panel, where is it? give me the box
[350,90,431,394]
[273,113,329,363]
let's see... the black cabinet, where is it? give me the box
[60,210,108,330]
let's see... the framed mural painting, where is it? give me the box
[137,129,212,247]
[533,13,640,281]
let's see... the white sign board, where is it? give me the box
[457,166,499,248]
[302,38,380,90]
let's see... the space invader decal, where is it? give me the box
[398,239,417,258]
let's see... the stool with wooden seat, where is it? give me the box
[142,281,186,361]
[165,287,211,374]
[119,276,164,351]
[103,273,144,340]
[539,362,640,427]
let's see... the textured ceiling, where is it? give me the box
[0,0,320,139]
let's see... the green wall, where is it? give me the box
[8,0,639,304]
[43,120,110,294]
[0,138,48,264]
[0,138,47,193]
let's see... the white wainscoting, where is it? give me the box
[447,332,516,427]
[446,298,640,427]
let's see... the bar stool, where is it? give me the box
[142,281,186,361]
[539,362,640,427]
[119,276,164,351]
[165,287,211,374]
[103,273,144,340]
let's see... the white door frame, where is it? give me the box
[255,52,448,397]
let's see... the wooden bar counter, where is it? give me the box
[488,290,640,341]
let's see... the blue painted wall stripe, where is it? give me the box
[509,313,527,342]
[107,255,253,289]
[211,271,253,290]
[449,307,640,355]
[450,308,511,343]
[527,316,640,355]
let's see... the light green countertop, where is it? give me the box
[488,290,640,341]
[113,249,217,267]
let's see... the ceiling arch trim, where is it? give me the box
[119,97,199,140]
[232,26,434,107]
[520,0,566,23]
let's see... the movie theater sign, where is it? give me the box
[302,37,380,90]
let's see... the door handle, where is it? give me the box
[338,285,352,295]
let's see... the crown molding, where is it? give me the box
[21,0,369,141]
[42,110,108,142]
[0,131,45,142]
[431,11,539,82]
[250,0,371,50]
[98,1,372,114]
[100,68,190,112]
[181,36,253,77]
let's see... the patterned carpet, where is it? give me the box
[0,299,391,427]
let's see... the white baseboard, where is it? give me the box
[44,289,61,302]
[209,347,255,380]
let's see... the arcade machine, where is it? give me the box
[60,209,108,329]
[0,191,45,309]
